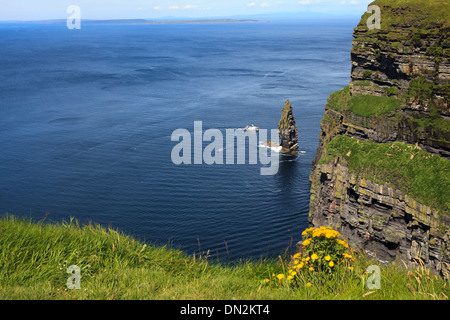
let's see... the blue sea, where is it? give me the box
[0,19,355,261]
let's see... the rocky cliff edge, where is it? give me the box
[308,0,450,276]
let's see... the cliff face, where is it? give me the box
[308,0,450,276]
[309,157,450,274]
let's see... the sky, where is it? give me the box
[0,0,374,21]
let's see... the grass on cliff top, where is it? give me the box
[326,85,403,117]
[360,0,450,30]
[0,215,448,300]
[320,135,450,213]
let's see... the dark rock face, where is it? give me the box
[278,100,299,152]
[308,158,450,276]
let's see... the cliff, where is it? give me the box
[308,0,450,276]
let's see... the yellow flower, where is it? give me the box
[325,229,340,238]
[311,254,318,260]
[306,283,312,287]
[290,271,297,276]
[305,257,310,262]
[287,275,293,281]
[324,255,331,261]
[311,226,338,238]
[309,267,314,271]
[264,279,270,283]
[277,274,284,280]
[329,261,335,267]
[337,239,349,248]
[302,239,311,246]
[298,262,304,269]
[348,267,354,271]
[302,227,315,236]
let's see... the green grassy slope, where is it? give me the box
[0,215,448,300]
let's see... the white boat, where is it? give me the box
[244,124,259,132]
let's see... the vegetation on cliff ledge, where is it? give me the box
[360,0,450,30]
[326,85,403,117]
[320,135,450,214]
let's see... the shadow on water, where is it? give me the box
[276,154,300,189]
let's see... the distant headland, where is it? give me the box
[8,18,268,25]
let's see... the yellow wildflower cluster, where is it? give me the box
[310,226,340,238]
[297,226,353,273]
[301,227,315,236]
[265,226,356,289]
[288,252,336,273]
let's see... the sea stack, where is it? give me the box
[278,100,299,154]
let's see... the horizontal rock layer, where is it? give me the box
[309,159,450,276]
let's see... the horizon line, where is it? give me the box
[0,11,364,23]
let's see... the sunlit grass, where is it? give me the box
[326,85,403,117]
[0,215,448,300]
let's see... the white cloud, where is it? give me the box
[166,4,197,10]
[340,0,360,4]
[246,1,285,8]
[298,0,330,4]
[153,6,162,10]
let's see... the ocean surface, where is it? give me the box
[0,19,355,261]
